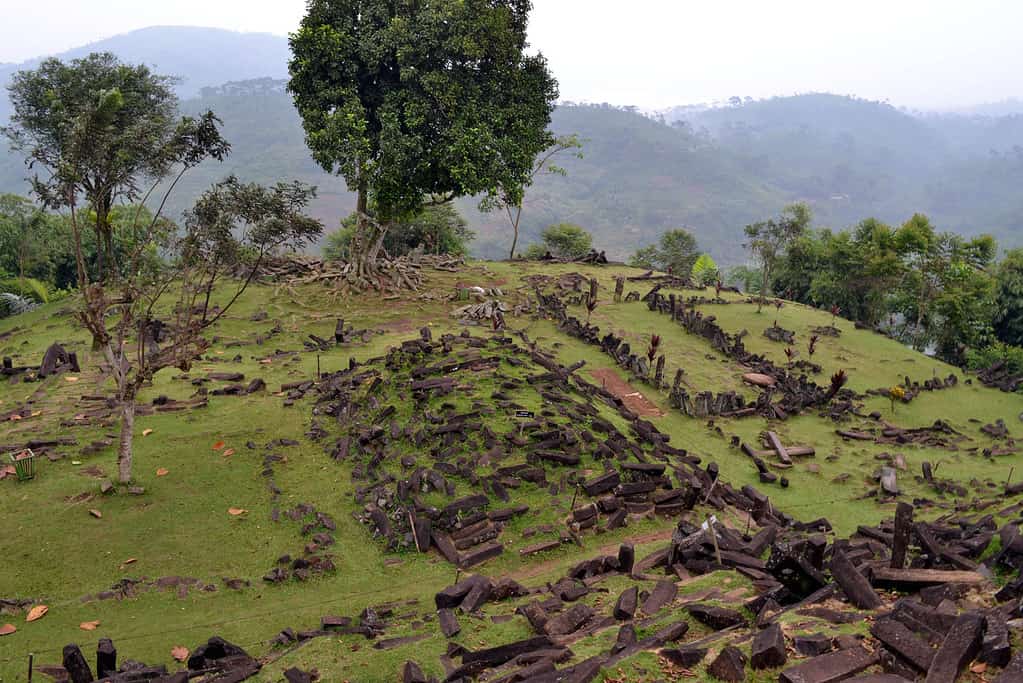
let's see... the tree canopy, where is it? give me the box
[288,0,558,272]
[2,53,230,279]
[629,228,700,277]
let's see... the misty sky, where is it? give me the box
[2,0,1019,110]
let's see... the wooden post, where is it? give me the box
[28,653,33,682]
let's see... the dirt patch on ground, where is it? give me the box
[589,368,664,417]
[378,318,417,334]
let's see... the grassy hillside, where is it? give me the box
[1,262,1021,681]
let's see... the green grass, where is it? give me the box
[0,261,1021,681]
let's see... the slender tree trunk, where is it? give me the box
[508,205,522,260]
[117,388,136,484]
[757,265,770,313]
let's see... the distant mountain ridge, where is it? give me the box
[2,27,1023,264]
[0,26,290,117]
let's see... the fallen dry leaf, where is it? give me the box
[228,507,248,516]
[0,624,15,636]
[120,558,137,569]
[971,663,987,674]
[9,414,21,421]
[26,605,48,622]
[156,468,169,477]
[79,621,100,631]
[171,646,189,662]
[212,441,226,451]
[89,509,102,519]
[30,410,41,417]
[222,448,235,458]
[64,376,79,382]
[142,428,154,436]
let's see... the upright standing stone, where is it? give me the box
[62,644,94,683]
[891,502,914,569]
[96,638,117,679]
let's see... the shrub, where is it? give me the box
[0,277,49,303]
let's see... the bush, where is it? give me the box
[965,342,1023,376]
[527,223,593,260]
[0,277,49,303]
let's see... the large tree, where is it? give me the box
[288,0,558,280]
[744,203,811,312]
[2,53,218,281]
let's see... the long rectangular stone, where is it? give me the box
[779,647,879,683]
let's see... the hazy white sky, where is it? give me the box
[2,0,1019,109]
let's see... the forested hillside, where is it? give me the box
[2,28,1023,262]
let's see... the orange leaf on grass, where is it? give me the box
[79,621,100,631]
[142,428,154,436]
[171,646,189,662]
[228,507,247,516]
[212,441,225,451]
[26,605,48,622]
[156,468,169,477]
[222,448,235,458]
[0,624,15,636]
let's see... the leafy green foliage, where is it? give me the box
[966,342,1023,377]
[2,53,230,280]
[744,203,811,310]
[0,277,49,304]
[629,229,700,277]
[324,204,474,261]
[288,0,559,260]
[773,211,998,364]
[526,223,593,260]
[690,253,720,286]
[994,249,1023,346]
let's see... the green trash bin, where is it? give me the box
[10,449,37,482]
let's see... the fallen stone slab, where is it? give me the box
[460,635,555,670]
[687,604,746,630]
[924,612,984,683]
[707,645,746,682]
[830,549,882,609]
[870,618,935,673]
[751,622,787,670]
[439,608,461,638]
[779,647,879,683]
[544,604,594,636]
[871,568,986,591]
[993,651,1023,682]
[660,648,706,668]
[640,580,677,615]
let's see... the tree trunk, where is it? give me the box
[117,393,136,484]
[758,265,770,313]
[508,205,522,260]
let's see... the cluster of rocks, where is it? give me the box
[0,341,80,383]
[763,323,796,344]
[296,326,716,567]
[399,485,1023,682]
[55,636,260,683]
[868,373,960,403]
[976,360,1023,393]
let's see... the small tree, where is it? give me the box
[629,229,700,277]
[482,134,582,259]
[95,177,322,483]
[3,53,188,282]
[527,223,593,260]
[690,253,720,287]
[744,203,811,313]
[289,0,558,281]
